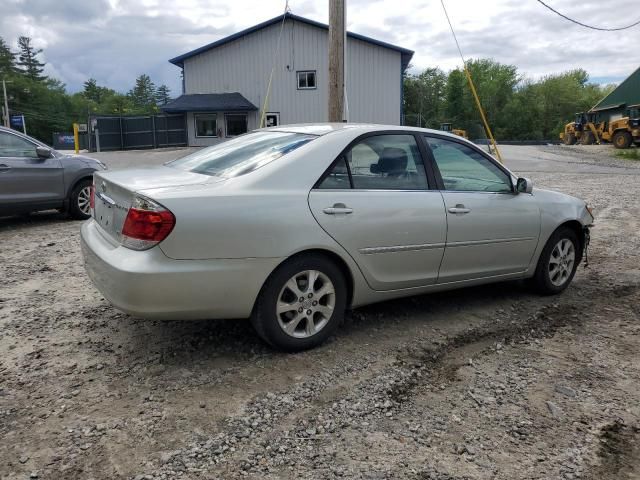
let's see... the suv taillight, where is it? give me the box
[121,196,175,250]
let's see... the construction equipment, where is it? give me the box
[560,113,584,145]
[560,106,640,149]
[440,122,468,139]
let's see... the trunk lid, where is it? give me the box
[92,166,215,242]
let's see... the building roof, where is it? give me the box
[169,12,414,72]
[161,93,258,113]
[591,66,640,112]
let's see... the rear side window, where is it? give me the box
[425,136,512,193]
[318,134,428,190]
[0,131,37,158]
[168,131,316,177]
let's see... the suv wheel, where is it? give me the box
[69,179,92,220]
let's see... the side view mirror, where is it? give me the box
[36,146,52,159]
[516,177,533,194]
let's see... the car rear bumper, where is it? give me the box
[80,219,279,320]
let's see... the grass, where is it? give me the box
[614,148,640,161]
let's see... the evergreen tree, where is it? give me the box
[0,36,16,76]
[17,36,47,81]
[155,84,171,105]
[128,74,156,110]
[83,78,102,102]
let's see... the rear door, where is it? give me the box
[0,130,64,213]
[308,133,447,291]
[423,135,540,283]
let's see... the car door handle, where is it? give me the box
[0,164,10,172]
[323,203,353,215]
[448,204,471,214]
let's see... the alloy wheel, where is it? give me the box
[276,270,335,338]
[77,186,92,216]
[548,238,575,287]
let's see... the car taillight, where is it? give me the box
[89,183,95,210]
[121,196,175,250]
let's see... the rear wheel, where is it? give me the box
[251,254,347,351]
[68,179,92,220]
[581,131,594,145]
[564,133,577,145]
[532,227,579,295]
[612,130,632,149]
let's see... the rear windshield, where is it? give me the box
[167,131,317,177]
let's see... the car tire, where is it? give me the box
[532,227,579,295]
[612,130,632,149]
[251,254,347,351]
[68,179,92,220]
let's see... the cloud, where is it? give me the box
[0,0,636,95]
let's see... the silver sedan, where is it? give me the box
[81,124,593,351]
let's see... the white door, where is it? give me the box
[308,133,447,291]
[423,135,540,283]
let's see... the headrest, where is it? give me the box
[370,147,408,175]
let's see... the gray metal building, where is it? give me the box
[163,13,413,146]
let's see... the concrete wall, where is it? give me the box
[183,18,402,127]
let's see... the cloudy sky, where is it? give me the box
[2,0,638,95]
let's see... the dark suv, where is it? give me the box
[0,126,106,219]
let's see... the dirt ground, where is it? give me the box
[1,144,639,480]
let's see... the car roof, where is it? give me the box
[258,123,466,140]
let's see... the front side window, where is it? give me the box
[297,71,317,90]
[168,131,316,178]
[318,134,428,190]
[195,114,217,138]
[425,136,512,193]
[0,131,37,158]
[225,114,247,137]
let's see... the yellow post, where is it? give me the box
[73,123,79,154]
[463,67,503,163]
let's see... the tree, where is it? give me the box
[17,36,47,81]
[83,78,102,102]
[403,67,447,128]
[128,74,157,111]
[0,36,16,76]
[155,84,171,105]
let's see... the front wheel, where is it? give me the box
[251,254,347,351]
[564,133,577,145]
[532,227,579,295]
[612,130,632,149]
[68,179,92,220]
[581,131,594,145]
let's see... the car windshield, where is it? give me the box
[167,131,317,177]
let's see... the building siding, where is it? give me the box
[183,18,402,127]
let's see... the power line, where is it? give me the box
[536,0,640,31]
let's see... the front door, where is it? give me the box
[423,135,541,283]
[0,131,64,213]
[309,133,447,291]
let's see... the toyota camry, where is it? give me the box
[81,124,593,351]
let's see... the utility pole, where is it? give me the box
[2,79,9,128]
[328,0,345,122]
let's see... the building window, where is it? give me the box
[266,113,279,127]
[225,114,248,137]
[297,71,316,90]
[195,114,217,137]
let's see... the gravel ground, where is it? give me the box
[1,144,639,479]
